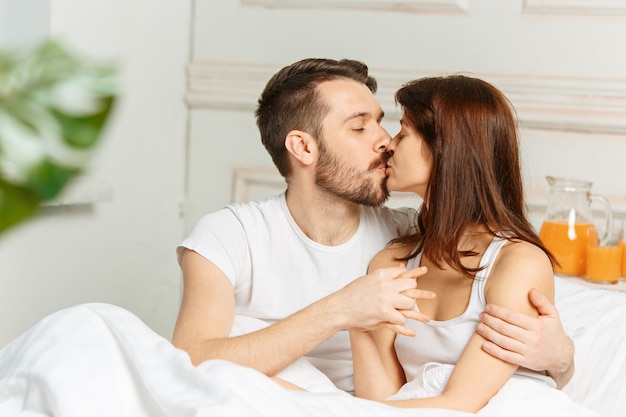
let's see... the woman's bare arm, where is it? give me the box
[351,247,431,400]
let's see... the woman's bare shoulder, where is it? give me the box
[487,239,555,305]
[498,239,552,269]
[369,243,415,271]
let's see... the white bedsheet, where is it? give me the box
[0,277,623,417]
[555,278,626,417]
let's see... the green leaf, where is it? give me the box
[0,179,39,234]
[51,95,115,148]
[26,159,81,200]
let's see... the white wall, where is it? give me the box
[0,0,191,346]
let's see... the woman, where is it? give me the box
[349,75,568,413]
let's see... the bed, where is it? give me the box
[0,277,624,417]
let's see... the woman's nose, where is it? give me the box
[387,136,399,151]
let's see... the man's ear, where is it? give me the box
[285,130,317,166]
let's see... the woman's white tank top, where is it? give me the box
[394,236,554,388]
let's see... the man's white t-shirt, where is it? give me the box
[178,192,415,392]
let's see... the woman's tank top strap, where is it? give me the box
[474,235,509,306]
[477,236,509,279]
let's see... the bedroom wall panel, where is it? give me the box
[240,0,469,14]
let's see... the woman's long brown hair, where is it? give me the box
[391,75,556,278]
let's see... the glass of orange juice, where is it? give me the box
[619,220,626,281]
[585,225,622,284]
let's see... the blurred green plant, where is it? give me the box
[0,40,117,233]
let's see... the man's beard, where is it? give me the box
[315,141,390,207]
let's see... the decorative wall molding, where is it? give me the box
[186,61,274,112]
[186,61,626,135]
[491,75,626,134]
[232,166,286,203]
[524,0,626,15]
[241,0,468,14]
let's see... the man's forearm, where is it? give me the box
[180,265,424,376]
[186,294,347,376]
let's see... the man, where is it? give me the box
[172,58,574,394]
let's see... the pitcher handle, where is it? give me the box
[590,194,614,245]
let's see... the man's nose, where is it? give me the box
[375,127,392,152]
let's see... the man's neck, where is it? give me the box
[285,186,361,246]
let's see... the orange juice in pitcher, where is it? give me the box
[539,221,594,276]
[538,176,613,277]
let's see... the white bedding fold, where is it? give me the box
[0,304,463,417]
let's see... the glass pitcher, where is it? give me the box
[538,176,614,276]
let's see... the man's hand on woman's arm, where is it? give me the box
[476,288,574,389]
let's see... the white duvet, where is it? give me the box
[0,277,624,417]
